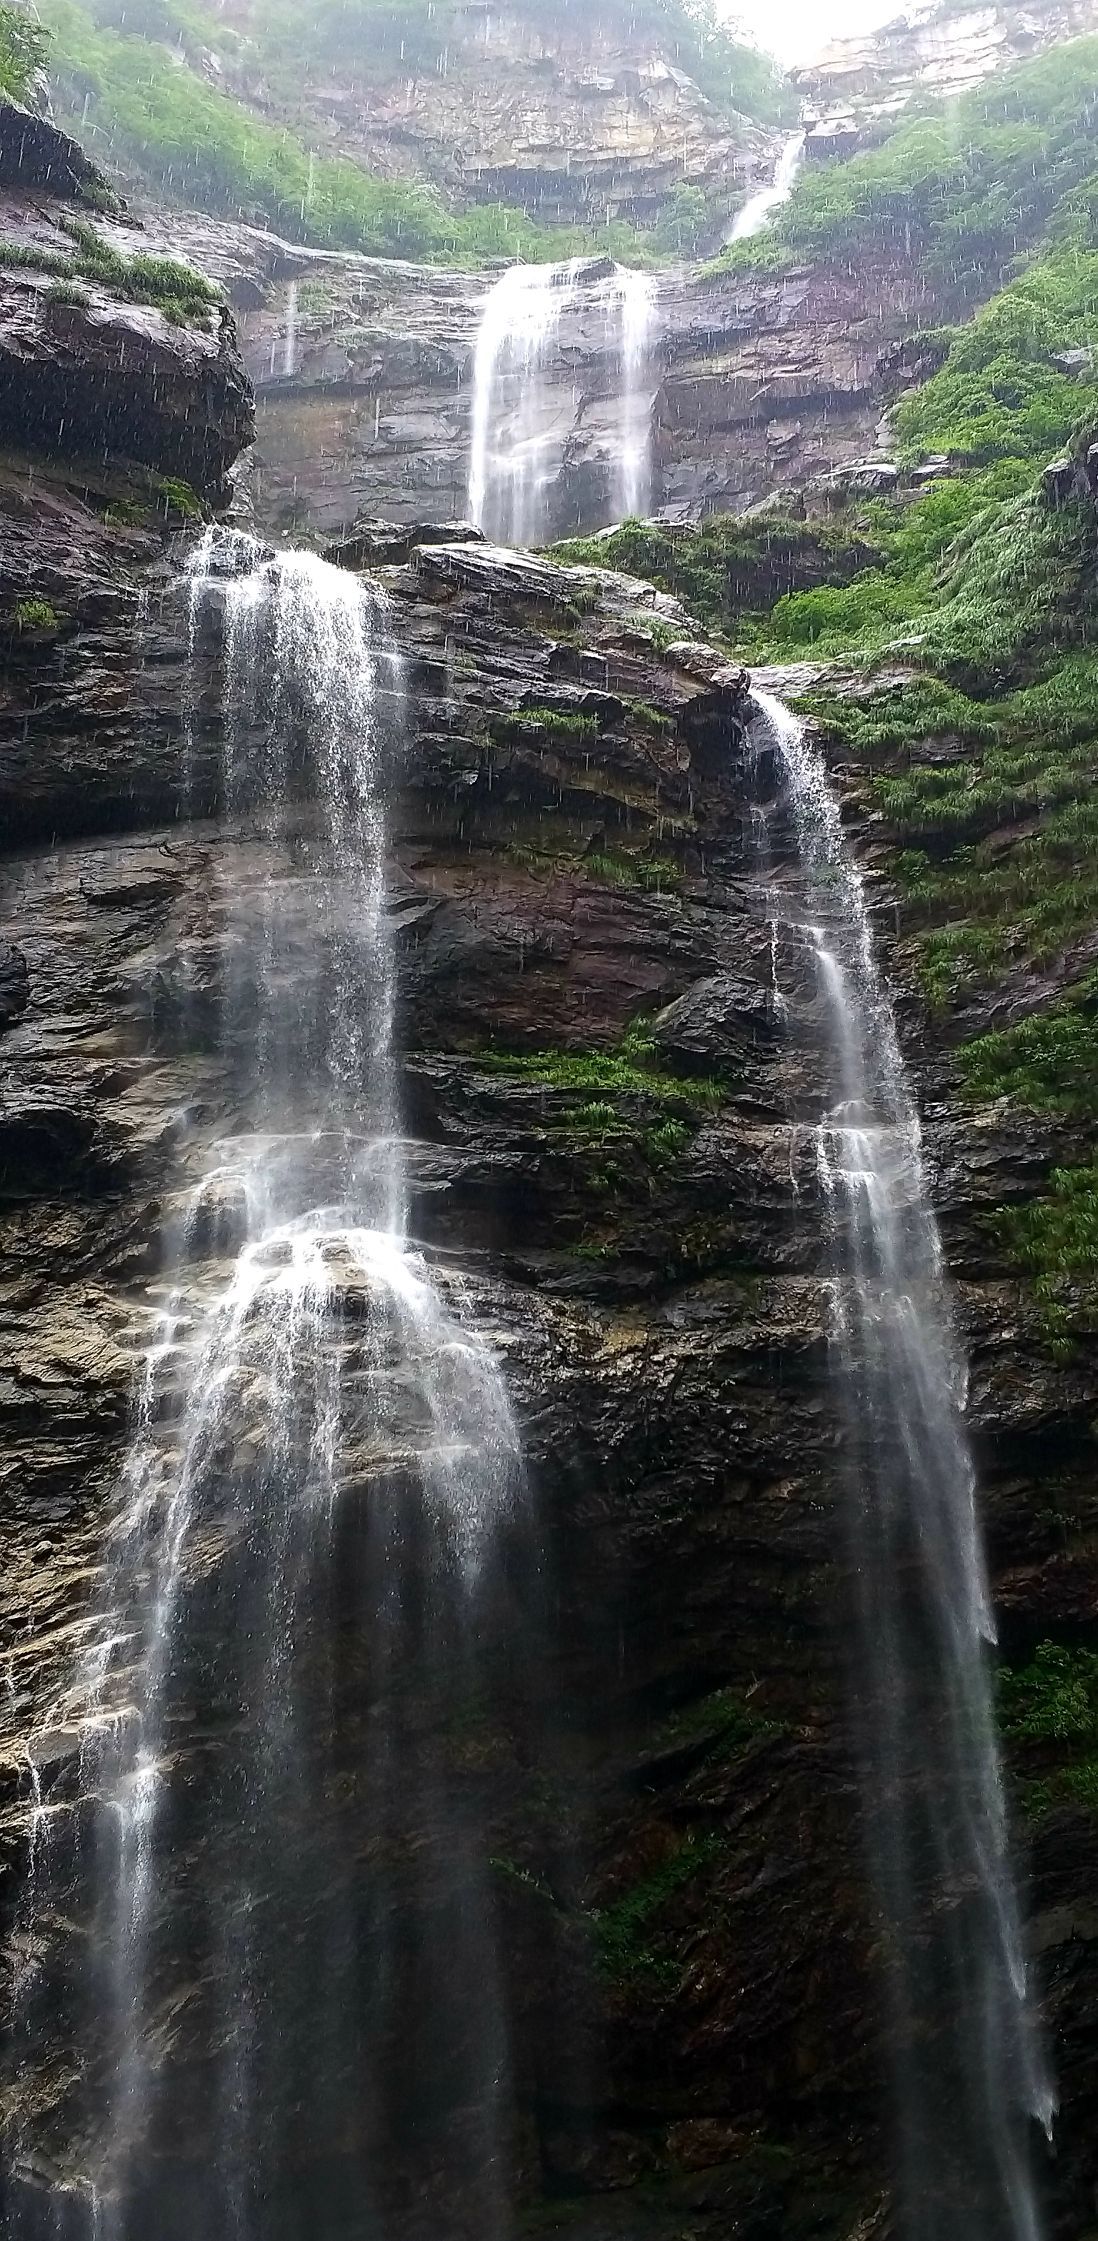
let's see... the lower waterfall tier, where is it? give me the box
[1,518,1095,2241]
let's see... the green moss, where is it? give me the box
[474,1038,721,1109]
[151,475,204,519]
[657,1683,777,1752]
[582,850,682,891]
[593,1830,722,1987]
[511,706,601,740]
[0,212,220,321]
[620,698,675,732]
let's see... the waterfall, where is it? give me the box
[467,257,655,545]
[612,265,656,522]
[749,689,1054,2239]
[727,132,805,243]
[467,258,582,547]
[282,278,299,380]
[8,530,527,2241]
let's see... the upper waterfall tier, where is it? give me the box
[467,257,656,547]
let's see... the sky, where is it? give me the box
[723,0,908,67]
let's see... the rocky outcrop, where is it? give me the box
[1,510,1095,2237]
[0,111,252,495]
[208,0,771,232]
[148,212,935,539]
[796,0,1098,130]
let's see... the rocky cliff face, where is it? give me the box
[207,0,771,230]
[796,0,1098,127]
[150,212,935,540]
[4,495,1096,2237]
[1,69,1096,2241]
[0,109,251,495]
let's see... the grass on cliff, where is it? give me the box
[34,0,781,263]
[0,0,50,97]
[0,211,219,321]
[956,978,1098,1116]
[593,1829,723,1989]
[474,1033,722,1110]
[705,38,1098,289]
[34,0,661,265]
[552,514,882,644]
[987,1163,1098,1351]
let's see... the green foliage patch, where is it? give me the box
[707,38,1098,288]
[593,1830,722,1987]
[0,0,50,96]
[554,514,878,642]
[1000,1640,1098,1818]
[474,1029,722,1109]
[0,209,220,321]
[36,0,656,264]
[956,978,1098,1114]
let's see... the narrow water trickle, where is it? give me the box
[727,132,805,243]
[7,530,529,2241]
[748,688,1054,2240]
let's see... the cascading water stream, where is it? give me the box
[748,688,1054,2239]
[7,530,528,2241]
[727,132,805,242]
[610,265,656,523]
[467,258,655,544]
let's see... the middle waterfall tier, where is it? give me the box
[467,257,656,546]
[8,531,534,2241]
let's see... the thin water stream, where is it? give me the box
[749,687,1053,2241]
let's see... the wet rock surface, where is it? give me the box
[0,491,1095,2236]
[144,212,940,541]
[0,112,252,494]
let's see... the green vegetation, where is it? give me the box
[1000,1640,1098,1818]
[512,707,601,740]
[10,597,59,632]
[656,1682,779,1753]
[474,1027,722,1109]
[33,0,783,263]
[582,850,682,891]
[956,979,1098,1114]
[35,0,646,263]
[0,0,50,97]
[989,1164,1098,1349]
[707,38,1098,288]
[893,256,1098,466]
[593,1830,722,1987]
[554,514,880,643]
[0,210,220,321]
